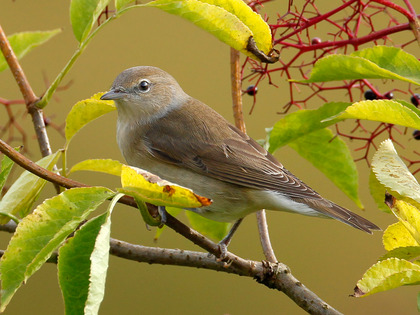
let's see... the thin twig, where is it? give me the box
[409,16,420,47]
[230,48,246,132]
[36,13,115,109]
[0,137,342,314]
[0,24,52,157]
[230,47,278,263]
[256,210,278,262]
[0,138,137,207]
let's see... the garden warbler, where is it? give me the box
[101,66,380,236]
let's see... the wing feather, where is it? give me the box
[145,99,320,199]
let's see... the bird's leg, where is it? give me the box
[217,218,243,260]
[158,206,168,225]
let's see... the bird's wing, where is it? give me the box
[144,101,380,233]
[144,105,320,199]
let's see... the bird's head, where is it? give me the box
[101,66,188,123]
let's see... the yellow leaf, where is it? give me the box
[385,197,420,245]
[383,222,419,251]
[372,139,420,205]
[70,159,123,176]
[65,92,115,145]
[120,165,211,208]
[146,0,275,62]
[355,258,420,297]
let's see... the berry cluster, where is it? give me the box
[243,0,419,168]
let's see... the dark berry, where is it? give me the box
[311,37,322,45]
[411,94,420,107]
[246,85,258,96]
[44,117,51,126]
[364,90,377,100]
[384,92,394,99]
[413,130,420,140]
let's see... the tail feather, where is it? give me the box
[294,198,381,234]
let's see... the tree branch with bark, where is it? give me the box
[0,137,341,315]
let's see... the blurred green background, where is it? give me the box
[0,0,419,314]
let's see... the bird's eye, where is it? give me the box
[137,80,151,93]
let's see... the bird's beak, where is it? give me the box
[100,89,126,100]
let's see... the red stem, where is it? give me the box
[274,0,358,44]
[372,0,414,22]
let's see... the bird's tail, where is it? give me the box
[294,198,381,234]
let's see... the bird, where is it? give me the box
[100,66,380,244]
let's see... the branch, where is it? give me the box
[372,0,415,22]
[256,209,277,262]
[0,24,52,157]
[109,239,341,315]
[0,138,342,314]
[411,18,420,47]
[0,138,137,208]
[0,221,342,315]
[230,48,246,132]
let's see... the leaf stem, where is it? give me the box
[37,4,147,109]
[36,16,115,109]
[373,0,414,22]
[0,212,20,224]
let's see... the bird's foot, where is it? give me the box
[216,242,229,261]
[215,219,243,262]
[157,206,168,227]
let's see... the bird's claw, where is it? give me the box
[158,206,167,227]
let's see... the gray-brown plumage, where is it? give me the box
[101,66,380,234]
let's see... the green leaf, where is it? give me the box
[70,159,123,176]
[119,165,212,209]
[268,102,350,153]
[0,149,18,193]
[383,222,419,251]
[59,193,119,315]
[394,99,420,117]
[70,0,112,42]
[304,46,420,85]
[368,170,390,213]
[330,100,420,130]
[354,258,420,297]
[115,0,135,11]
[185,211,230,241]
[352,46,420,85]
[0,151,61,224]
[65,92,115,146]
[288,128,362,208]
[145,0,272,61]
[417,294,420,315]
[379,246,420,262]
[0,30,61,72]
[84,194,120,314]
[58,213,108,315]
[0,187,114,312]
[372,139,420,204]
